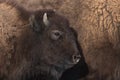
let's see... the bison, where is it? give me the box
[0,1,88,80]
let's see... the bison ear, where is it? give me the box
[29,15,41,32]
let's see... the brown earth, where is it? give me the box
[0,0,120,80]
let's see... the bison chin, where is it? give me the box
[59,61,89,80]
[39,63,76,80]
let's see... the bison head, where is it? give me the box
[11,10,88,80]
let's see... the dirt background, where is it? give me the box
[0,0,120,80]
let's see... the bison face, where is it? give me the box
[28,11,86,80]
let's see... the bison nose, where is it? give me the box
[72,54,81,64]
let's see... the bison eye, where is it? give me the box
[51,30,63,40]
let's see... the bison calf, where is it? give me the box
[0,1,89,80]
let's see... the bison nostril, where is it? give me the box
[72,54,81,64]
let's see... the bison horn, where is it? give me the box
[43,13,49,26]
